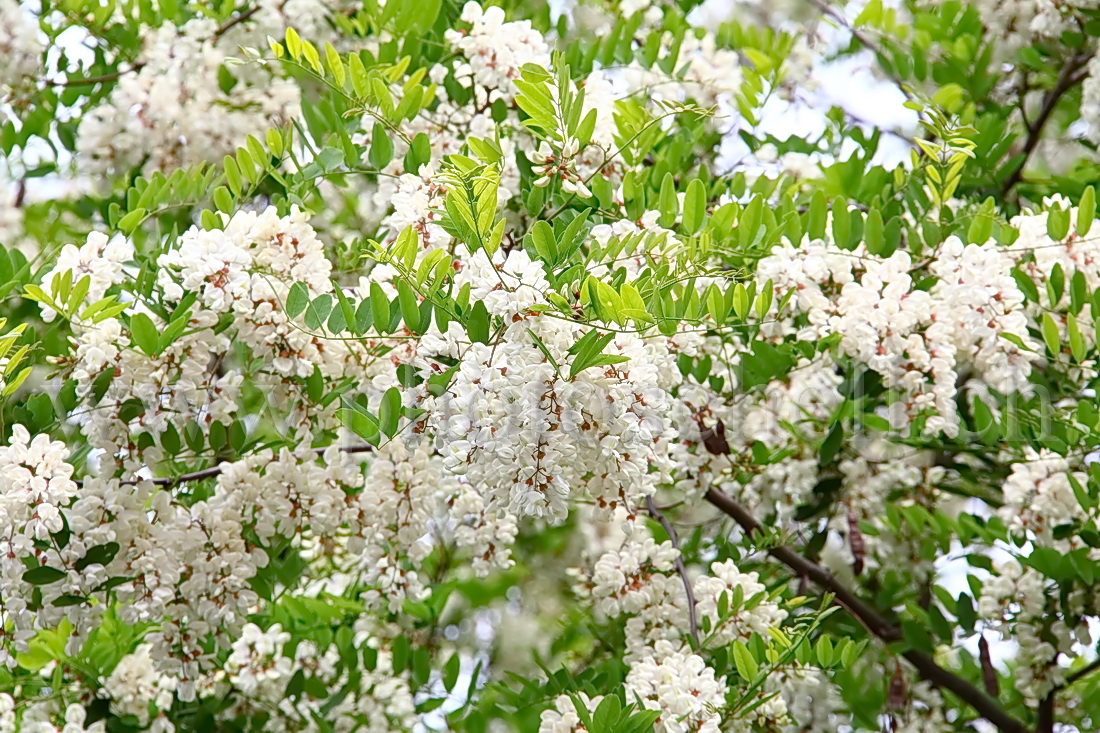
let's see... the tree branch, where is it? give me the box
[1060,658,1100,688]
[77,444,374,487]
[1036,690,1054,733]
[47,64,147,88]
[703,486,1030,733]
[646,495,700,648]
[806,0,911,101]
[212,4,262,39]
[1001,51,1094,197]
[46,5,260,88]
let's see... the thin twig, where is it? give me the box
[1001,51,1095,197]
[46,5,260,88]
[1060,658,1100,688]
[806,0,912,101]
[646,495,701,648]
[77,444,374,487]
[212,4,261,39]
[703,486,1030,733]
[1036,689,1055,733]
[46,64,147,88]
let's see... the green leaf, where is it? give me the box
[683,179,706,234]
[1041,312,1060,356]
[337,404,380,445]
[405,132,431,172]
[23,566,66,585]
[118,208,146,234]
[1068,313,1086,362]
[305,294,334,330]
[397,281,420,332]
[379,387,401,438]
[76,539,122,567]
[130,312,160,356]
[731,641,759,681]
[1012,268,1039,303]
[658,173,678,229]
[1050,263,1065,305]
[286,282,310,318]
[369,122,394,169]
[1047,205,1070,240]
[370,283,391,334]
[831,200,851,249]
[529,220,556,263]
[863,209,885,254]
[1078,186,1096,236]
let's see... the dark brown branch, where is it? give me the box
[1036,690,1054,733]
[77,444,374,487]
[47,5,260,88]
[1001,52,1094,196]
[703,487,1030,733]
[212,4,262,39]
[47,64,147,88]
[1060,658,1100,688]
[646,496,700,648]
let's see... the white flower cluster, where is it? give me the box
[538,693,604,733]
[693,560,788,646]
[625,640,729,733]
[224,623,295,698]
[978,558,1092,699]
[580,532,681,620]
[757,234,1036,436]
[444,2,552,103]
[425,308,676,523]
[0,0,41,103]
[572,525,790,724]
[674,32,743,112]
[38,232,133,322]
[0,426,82,665]
[831,437,946,579]
[77,18,299,178]
[102,644,175,729]
[382,170,454,250]
[669,349,840,519]
[1000,449,1089,548]
[1081,54,1100,145]
[50,208,355,472]
[349,438,450,610]
[0,416,375,704]
[967,0,1075,55]
[767,664,849,732]
[2,700,105,733]
[217,623,417,731]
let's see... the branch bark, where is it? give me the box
[806,0,911,101]
[647,495,701,647]
[1036,690,1054,733]
[1001,51,1094,197]
[1059,657,1100,688]
[703,486,1030,733]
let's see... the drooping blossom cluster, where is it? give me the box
[978,557,1093,699]
[0,0,41,104]
[10,0,1100,730]
[756,232,1037,436]
[443,2,552,103]
[76,18,299,178]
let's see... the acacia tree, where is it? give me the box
[3,0,1100,730]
